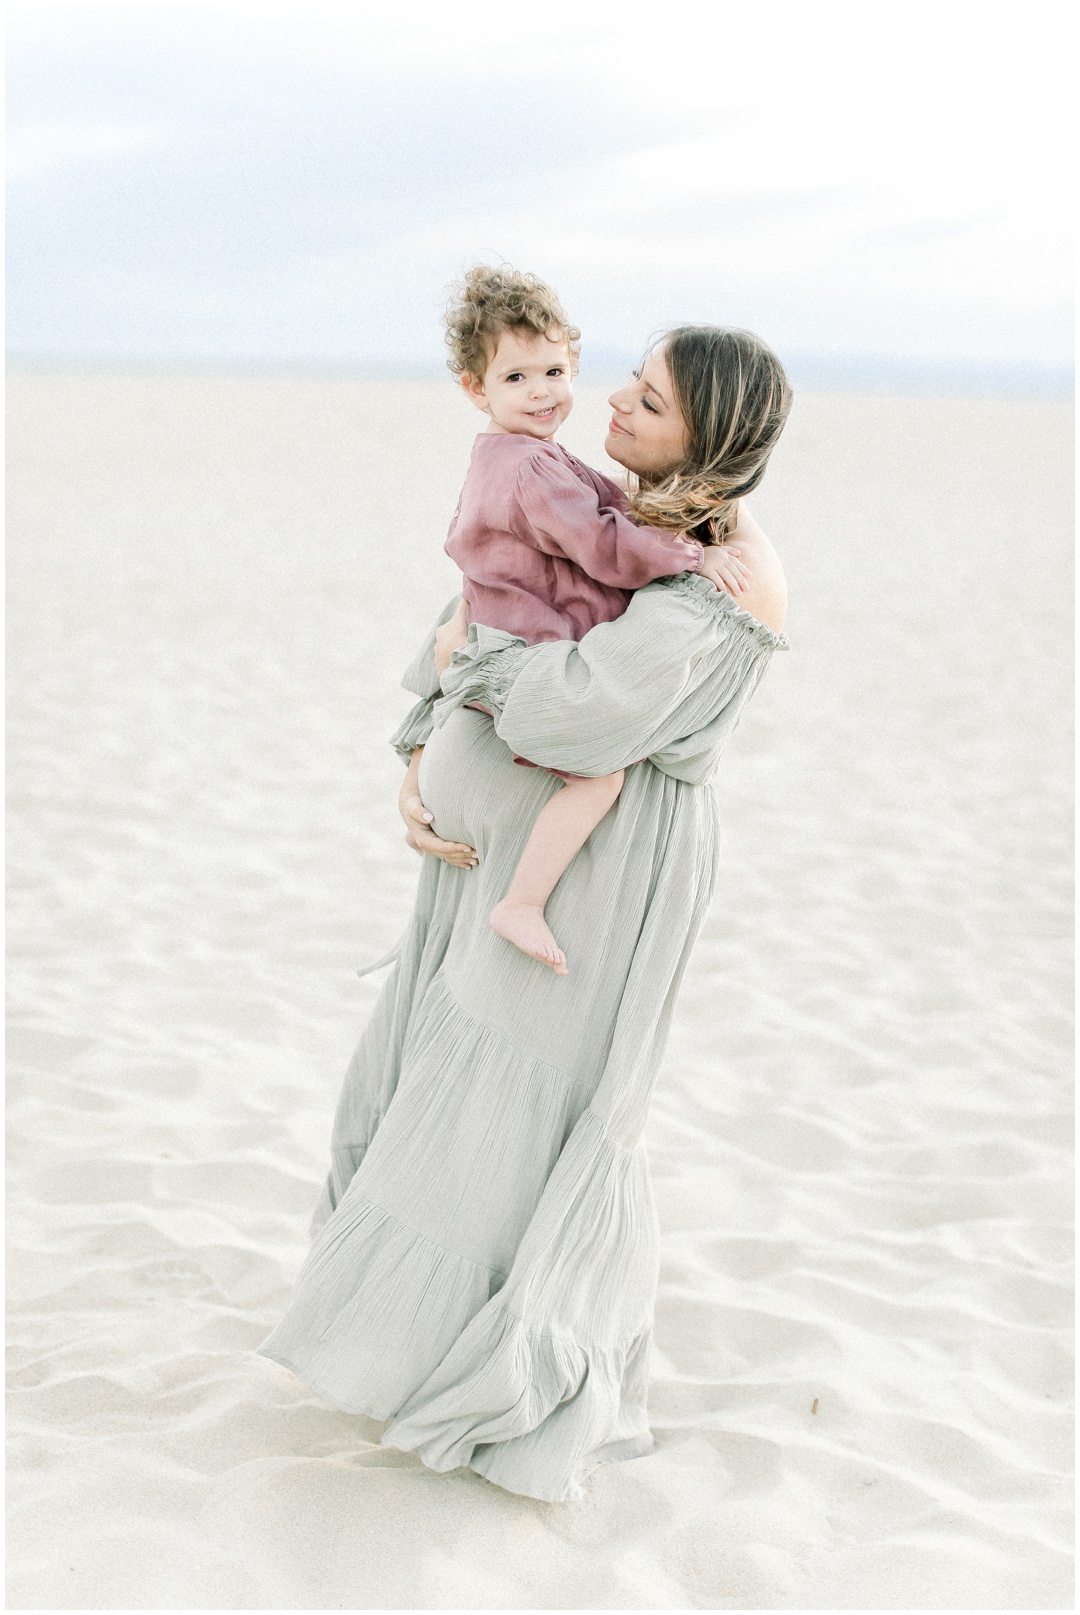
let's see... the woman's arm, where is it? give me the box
[434,599,470,676]
[391,595,478,866]
[389,593,463,763]
[438,572,785,780]
[398,745,477,868]
[401,594,464,699]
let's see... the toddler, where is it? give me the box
[441,265,747,975]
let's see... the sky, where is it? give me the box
[5,0,1074,389]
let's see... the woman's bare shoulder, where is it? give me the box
[730,504,787,635]
[742,543,787,635]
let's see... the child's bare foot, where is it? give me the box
[490,899,568,974]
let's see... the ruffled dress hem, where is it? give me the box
[256,976,659,1504]
[257,1334,656,1504]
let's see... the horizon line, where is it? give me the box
[5,352,1074,402]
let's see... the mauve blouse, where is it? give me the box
[445,433,705,645]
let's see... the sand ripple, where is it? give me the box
[6,376,1072,1609]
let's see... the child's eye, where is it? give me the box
[546,367,564,376]
[505,372,524,382]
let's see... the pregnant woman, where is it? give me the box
[258,329,790,1503]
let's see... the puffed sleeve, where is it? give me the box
[388,594,462,762]
[569,458,633,512]
[436,573,787,784]
[511,453,705,588]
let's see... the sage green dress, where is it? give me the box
[258,572,787,1502]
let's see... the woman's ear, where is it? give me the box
[459,371,491,414]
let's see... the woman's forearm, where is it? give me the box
[402,595,465,699]
[440,579,754,777]
[399,746,424,804]
[434,599,470,676]
[398,745,478,867]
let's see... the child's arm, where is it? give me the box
[511,452,707,589]
[581,462,631,501]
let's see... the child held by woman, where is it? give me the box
[437,264,786,973]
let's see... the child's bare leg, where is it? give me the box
[490,769,624,974]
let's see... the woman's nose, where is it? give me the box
[608,385,631,411]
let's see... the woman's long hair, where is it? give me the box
[630,326,792,543]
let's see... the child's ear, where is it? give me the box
[459,372,491,414]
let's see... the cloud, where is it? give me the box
[4,1,1073,375]
[6,119,168,183]
[333,138,1068,320]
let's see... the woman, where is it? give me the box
[258,330,790,1502]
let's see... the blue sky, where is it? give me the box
[6,0,1073,388]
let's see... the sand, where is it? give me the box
[5,373,1073,1611]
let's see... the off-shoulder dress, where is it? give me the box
[258,571,788,1502]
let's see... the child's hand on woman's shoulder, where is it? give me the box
[699,542,752,599]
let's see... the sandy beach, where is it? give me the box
[6,373,1072,1610]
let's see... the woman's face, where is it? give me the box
[605,343,691,477]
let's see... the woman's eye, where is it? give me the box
[642,398,658,414]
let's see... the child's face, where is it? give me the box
[462,328,574,439]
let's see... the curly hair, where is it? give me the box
[630,327,792,543]
[444,264,581,380]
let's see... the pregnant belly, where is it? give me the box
[417,708,559,859]
[412,716,711,1089]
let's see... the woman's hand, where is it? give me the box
[434,599,470,677]
[699,542,753,598]
[399,748,478,869]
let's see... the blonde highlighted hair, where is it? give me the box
[444,264,581,381]
[630,327,792,542]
